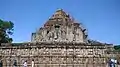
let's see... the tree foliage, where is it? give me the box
[114,45,120,51]
[0,19,14,44]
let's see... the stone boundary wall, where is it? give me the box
[0,42,114,67]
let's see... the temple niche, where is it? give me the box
[31,9,88,43]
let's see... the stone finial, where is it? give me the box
[56,8,63,11]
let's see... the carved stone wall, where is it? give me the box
[0,42,114,67]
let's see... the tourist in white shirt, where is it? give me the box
[23,60,27,67]
[32,59,34,67]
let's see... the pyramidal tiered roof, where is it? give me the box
[44,9,75,27]
[43,9,87,37]
[31,9,115,44]
[31,9,90,43]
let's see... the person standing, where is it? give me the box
[13,60,17,67]
[32,59,34,67]
[109,59,115,67]
[23,60,27,67]
[0,60,3,67]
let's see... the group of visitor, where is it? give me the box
[108,58,118,67]
[0,59,35,67]
[23,59,34,67]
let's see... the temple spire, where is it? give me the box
[44,9,72,27]
[50,8,70,20]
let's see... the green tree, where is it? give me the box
[0,19,14,44]
[114,45,120,51]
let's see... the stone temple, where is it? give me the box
[0,9,119,67]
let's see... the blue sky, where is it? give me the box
[0,0,120,45]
